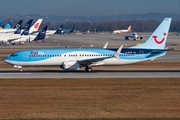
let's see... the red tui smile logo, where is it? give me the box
[153,33,166,44]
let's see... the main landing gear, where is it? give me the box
[85,66,92,72]
[19,68,23,72]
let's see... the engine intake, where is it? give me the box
[61,60,80,70]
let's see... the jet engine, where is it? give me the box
[2,40,10,45]
[61,60,80,70]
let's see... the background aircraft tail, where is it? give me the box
[29,19,43,34]
[3,20,13,29]
[0,20,2,29]
[132,18,172,49]
[54,24,63,34]
[14,25,23,34]
[13,19,23,29]
[69,24,75,34]
[21,19,33,35]
[127,25,131,32]
[22,19,33,29]
[33,26,48,41]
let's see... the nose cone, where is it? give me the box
[4,56,10,63]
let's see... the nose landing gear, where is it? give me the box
[14,65,23,72]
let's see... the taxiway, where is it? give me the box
[0,33,180,78]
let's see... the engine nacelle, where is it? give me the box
[61,61,80,70]
[2,40,10,44]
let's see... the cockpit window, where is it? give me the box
[10,53,18,57]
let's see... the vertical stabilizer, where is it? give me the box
[0,20,2,29]
[13,20,23,29]
[69,24,75,34]
[21,19,33,35]
[33,26,48,41]
[132,18,172,49]
[29,19,43,34]
[3,20,13,29]
[127,26,131,32]
[54,24,63,34]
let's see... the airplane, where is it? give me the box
[20,19,43,35]
[0,19,24,34]
[113,25,131,34]
[0,19,43,44]
[56,24,75,35]
[14,19,33,34]
[4,18,172,72]
[0,19,42,44]
[1,25,48,45]
[46,24,63,35]
[0,19,33,43]
[0,20,23,34]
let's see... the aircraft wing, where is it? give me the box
[79,45,123,66]
[7,37,22,42]
[0,37,21,43]
[79,56,111,66]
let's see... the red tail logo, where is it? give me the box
[153,33,166,44]
[34,23,40,29]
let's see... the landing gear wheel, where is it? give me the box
[125,36,129,40]
[19,68,23,72]
[85,66,92,72]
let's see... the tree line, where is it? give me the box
[11,19,180,33]
[71,20,180,33]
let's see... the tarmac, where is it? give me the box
[0,32,180,78]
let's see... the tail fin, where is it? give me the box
[3,20,13,29]
[132,18,172,49]
[22,19,33,29]
[54,24,63,34]
[21,19,33,35]
[29,19,43,34]
[0,20,2,29]
[127,25,131,32]
[14,25,23,34]
[13,19,23,29]
[69,24,75,34]
[33,26,48,41]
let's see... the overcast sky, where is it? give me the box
[0,0,179,16]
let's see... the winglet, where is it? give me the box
[103,42,109,48]
[114,45,123,58]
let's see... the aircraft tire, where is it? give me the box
[125,36,129,40]
[85,66,92,72]
[19,68,23,72]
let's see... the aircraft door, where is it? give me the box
[23,52,28,61]
[139,50,144,59]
